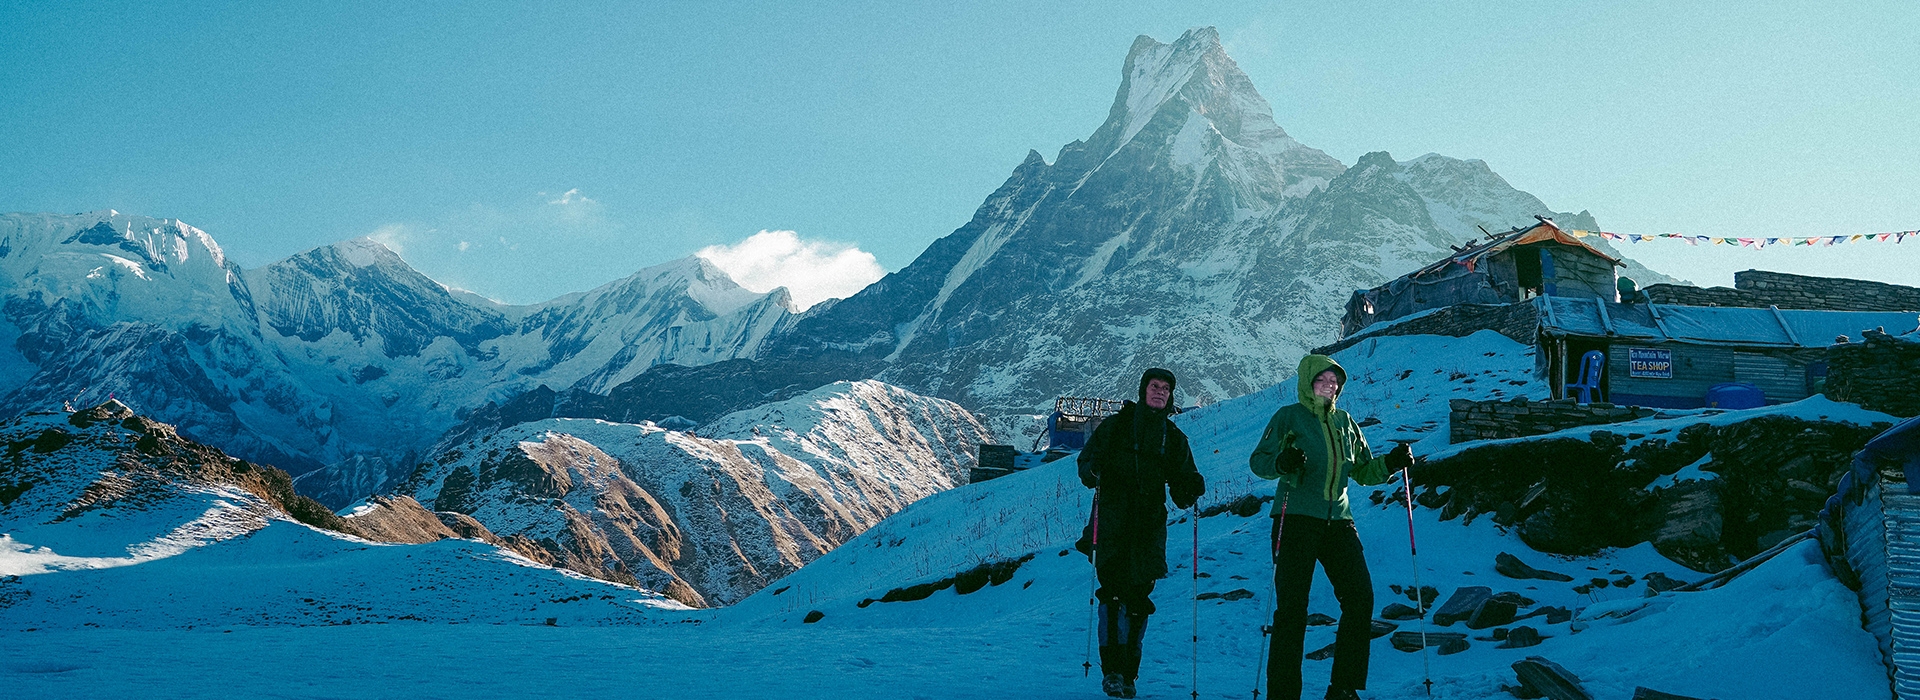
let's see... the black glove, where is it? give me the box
[1171,472,1206,510]
[1388,443,1414,471]
[1276,447,1306,475]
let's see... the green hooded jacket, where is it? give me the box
[1248,354,1391,521]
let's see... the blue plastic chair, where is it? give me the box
[1569,350,1604,403]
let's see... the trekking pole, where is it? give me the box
[1252,493,1288,699]
[1085,495,1099,677]
[1396,451,1434,697]
[1191,506,1200,700]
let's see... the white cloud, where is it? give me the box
[697,230,885,312]
[546,188,594,206]
[368,223,412,255]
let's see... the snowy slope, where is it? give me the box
[0,521,680,629]
[716,331,1886,699]
[399,379,990,606]
[0,333,1888,699]
[0,400,682,632]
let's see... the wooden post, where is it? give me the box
[1554,339,1568,400]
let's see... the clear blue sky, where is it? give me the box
[3,1,1916,303]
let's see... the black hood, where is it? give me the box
[1137,367,1177,408]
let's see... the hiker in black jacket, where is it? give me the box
[1078,368,1207,698]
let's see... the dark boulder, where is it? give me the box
[1643,571,1687,593]
[1390,631,1468,655]
[1381,603,1423,620]
[1468,599,1519,629]
[31,428,73,453]
[1515,605,1574,625]
[1631,688,1711,700]
[1495,552,1575,582]
[1512,656,1593,700]
[1491,591,1536,607]
[1434,586,1492,627]
[1499,625,1545,649]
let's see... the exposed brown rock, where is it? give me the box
[340,495,460,544]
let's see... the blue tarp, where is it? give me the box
[1860,415,1920,493]
[1539,297,1920,347]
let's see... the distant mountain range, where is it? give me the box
[0,212,797,478]
[527,27,1672,420]
[0,27,1671,512]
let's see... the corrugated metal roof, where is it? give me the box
[1819,416,1920,698]
[1539,297,1920,348]
[1409,218,1621,280]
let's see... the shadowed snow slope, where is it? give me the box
[397,379,989,606]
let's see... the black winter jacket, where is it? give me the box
[1078,401,1206,589]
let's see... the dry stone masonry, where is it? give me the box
[1825,328,1920,417]
[1449,397,1658,444]
[1645,269,1920,312]
[1316,302,1540,356]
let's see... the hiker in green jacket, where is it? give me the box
[1249,354,1413,700]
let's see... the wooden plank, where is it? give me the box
[1608,343,1733,403]
[1734,351,1808,402]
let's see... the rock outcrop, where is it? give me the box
[1421,403,1892,572]
[397,380,989,606]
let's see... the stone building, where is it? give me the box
[1341,217,1621,336]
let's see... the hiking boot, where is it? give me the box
[1120,677,1137,698]
[1324,689,1361,700]
[1102,673,1125,697]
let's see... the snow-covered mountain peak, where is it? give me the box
[28,211,229,270]
[1108,28,1250,148]
[1098,27,1336,177]
[568,255,767,318]
[331,236,399,268]
[1068,27,1345,205]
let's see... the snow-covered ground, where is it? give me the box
[0,332,1890,698]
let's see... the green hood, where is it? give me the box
[1250,353,1387,520]
[1295,354,1347,415]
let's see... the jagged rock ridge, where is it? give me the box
[394,380,990,606]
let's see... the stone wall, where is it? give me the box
[1449,397,1658,444]
[1826,328,1920,417]
[1644,270,1920,312]
[1421,412,1893,572]
[1641,284,1763,308]
[1317,302,1539,356]
[1738,270,1920,311]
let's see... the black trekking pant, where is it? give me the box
[1096,579,1155,680]
[1268,514,1373,700]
